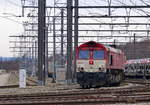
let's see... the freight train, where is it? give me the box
[76,41,126,88]
[125,58,150,78]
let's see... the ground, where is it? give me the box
[0,73,10,86]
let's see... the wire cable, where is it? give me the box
[0,16,22,24]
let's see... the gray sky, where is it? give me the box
[0,0,23,57]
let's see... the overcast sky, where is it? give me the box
[0,0,23,57]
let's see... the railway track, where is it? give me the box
[0,82,150,105]
[1,92,150,104]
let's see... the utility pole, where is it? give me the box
[61,9,64,66]
[108,0,112,16]
[45,27,48,78]
[21,0,25,17]
[38,0,46,86]
[133,33,136,59]
[66,0,73,84]
[73,0,79,82]
[52,17,56,83]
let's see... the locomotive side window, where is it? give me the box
[93,50,104,59]
[79,50,90,59]
[110,55,113,65]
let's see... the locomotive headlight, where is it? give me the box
[99,67,104,72]
[78,67,84,72]
[99,65,106,72]
[81,67,84,71]
[99,67,101,71]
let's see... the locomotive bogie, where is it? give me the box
[77,69,124,88]
[77,72,107,88]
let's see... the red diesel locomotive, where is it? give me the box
[76,41,125,88]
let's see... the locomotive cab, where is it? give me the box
[77,49,106,72]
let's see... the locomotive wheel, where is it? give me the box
[81,85,86,89]
[81,85,91,89]
[81,85,85,89]
[86,85,91,89]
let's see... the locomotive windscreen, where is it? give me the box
[93,50,104,59]
[79,50,90,59]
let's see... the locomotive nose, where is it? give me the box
[89,60,94,65]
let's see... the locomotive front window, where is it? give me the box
[79,50,90,59]
[93,50,104,59]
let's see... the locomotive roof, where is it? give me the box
[78,41,122,54]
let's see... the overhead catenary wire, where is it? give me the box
[0,16,22,24]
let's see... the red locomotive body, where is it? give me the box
[76,41,125,88]
[106,46,125,70]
